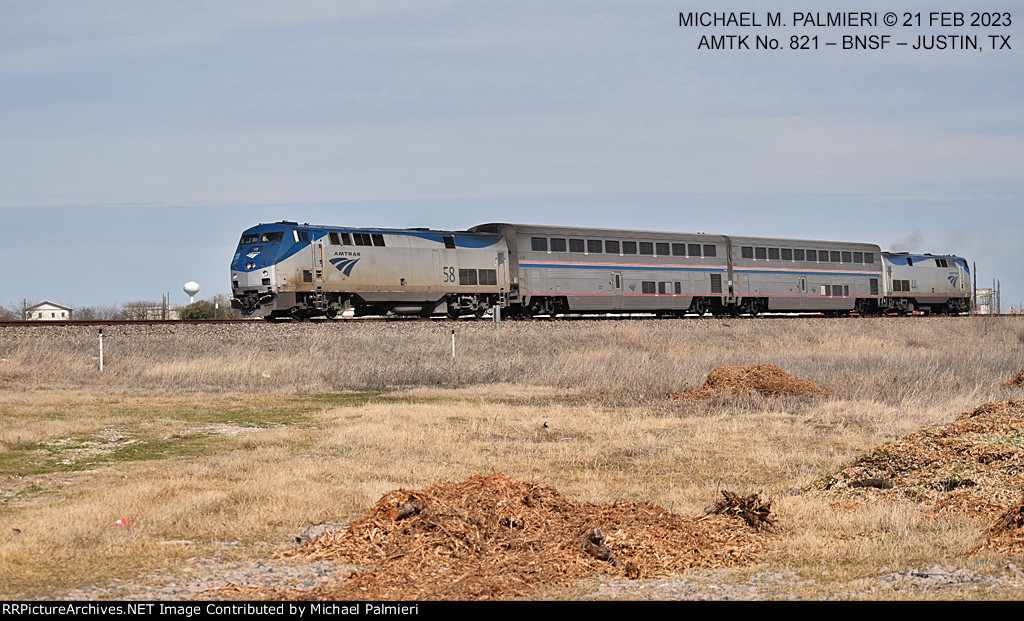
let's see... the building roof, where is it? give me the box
[25,301,73,312]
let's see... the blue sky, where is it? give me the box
[1,1,1021,309]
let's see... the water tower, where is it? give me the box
[184,282,200,303]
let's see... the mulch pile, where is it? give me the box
[1001,369,1024,389]
[671,364,831,401]
[973,496,1024,555]
[249,473,771,601]
[816,400,1024,551]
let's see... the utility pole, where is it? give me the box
[972,261,977,313]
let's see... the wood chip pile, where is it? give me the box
[1001,369,1024,389]
[816,400,1024,541]
[264,473,770,601]
[671,364,831,401]
[974,496,1024,555]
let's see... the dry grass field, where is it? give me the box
[1,316,1023,600]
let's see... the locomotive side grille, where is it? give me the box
[479,269,498,286]
[459,269,478,286]
[710,274,723,294]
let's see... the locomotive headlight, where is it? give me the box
[263,270,269,276]
[246,262,256,270]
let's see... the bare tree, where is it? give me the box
[122,301,162,321]
[75,305,126,321]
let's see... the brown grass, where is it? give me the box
[1,316,1023,600]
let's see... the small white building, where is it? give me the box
[25,301,73,321]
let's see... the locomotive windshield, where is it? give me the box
[240,231,284,245]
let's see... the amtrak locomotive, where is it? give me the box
[230,221,972,320]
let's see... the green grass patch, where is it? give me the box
[0,392,393,482]
[0,433,228,479]
[0,445,53,477]
[73,434,226,470]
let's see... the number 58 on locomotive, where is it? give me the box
[230,221,972,320]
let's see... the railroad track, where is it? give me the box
[0,316,634,327]
[0,319,268,327]
[0,313,983,329]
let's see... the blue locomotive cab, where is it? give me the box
[230,222,296,317]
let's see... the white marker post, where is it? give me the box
[99,328,104,372]
[451,329,456,360]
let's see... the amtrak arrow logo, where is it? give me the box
[948,274,959,287]
[330,257,361,276]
